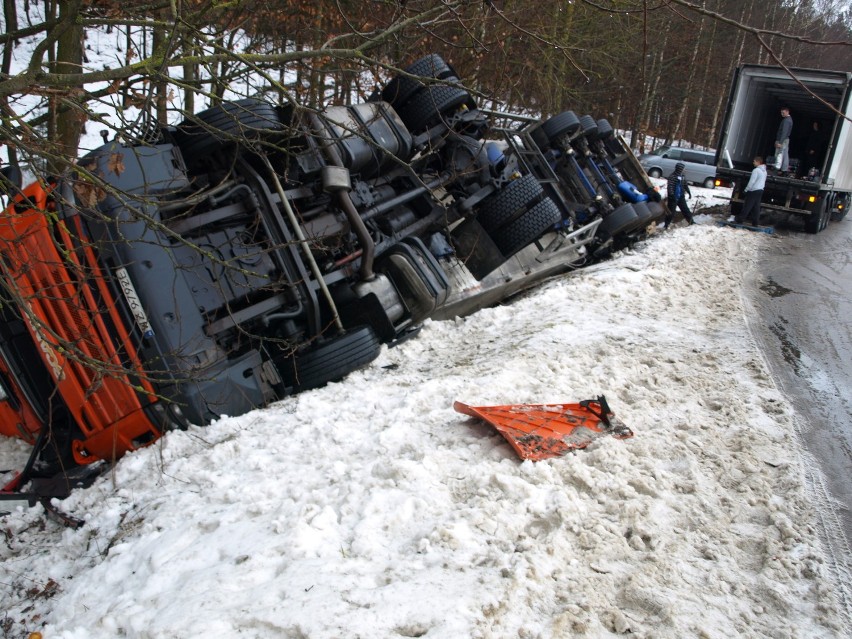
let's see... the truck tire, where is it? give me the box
[541,111,581,145]
[476,174,544,233]
[646,200,666,223]
[397,83,476,133]
[596,203,640,240]
[631,201,655,231]
[578,115,599,140]
[492,197,562,257]
[529,125,550,151]
[805,199,828,234]
[174,99,283,165]
[595,119,614,141]
[380,54,456,109]
[280,326,382,392]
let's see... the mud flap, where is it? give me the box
[454,395,633,461]
[449,217,506,280]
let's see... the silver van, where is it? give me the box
[639,145,717,188]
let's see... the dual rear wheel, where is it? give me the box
[476,174,561,257]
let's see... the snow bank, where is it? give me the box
[0,225,844,638]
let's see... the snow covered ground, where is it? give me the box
[4,6,847,634]
[1,208,848,638]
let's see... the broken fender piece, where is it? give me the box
[454,395,633,461]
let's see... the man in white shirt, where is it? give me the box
[734,156,767,226]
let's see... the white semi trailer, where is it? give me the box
[715,64,852,233]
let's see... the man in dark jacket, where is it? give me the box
[664,162,694,229]
[775,106,793,173]
[804,120,827,177]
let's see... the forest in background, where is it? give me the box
[2,0,852,174]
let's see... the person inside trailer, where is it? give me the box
[774,106,793,175]
[804,120,828,179]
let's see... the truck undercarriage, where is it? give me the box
[0,54,663,501]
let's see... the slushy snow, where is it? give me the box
[1,221,846,638]
[1,4,846,635]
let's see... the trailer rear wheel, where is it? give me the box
[631,201,655,231]
[595,119,614,141]
[646,200,666,223]
[541,111,581,145]
[529,126,550,151]
[805,199,828,234]
[596,204,640,240]
[578,115,599,140]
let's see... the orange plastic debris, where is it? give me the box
[454,395,632,461]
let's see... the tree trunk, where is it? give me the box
[689,14,717,145]
[50,0,84,174]
[637,22,670,150]
[708,0,754,147]
[182,32,197,117]
[152,19,169,125]
[760,0,779,65]
[672,12,705,141]
[2,0,19,167]
[212,34,229,102]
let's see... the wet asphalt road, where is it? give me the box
[743,212,852,562]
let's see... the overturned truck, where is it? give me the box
[0,54,662,499]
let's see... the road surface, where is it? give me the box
[743,213,852,621]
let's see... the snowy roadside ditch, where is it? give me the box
[0,225,845,638]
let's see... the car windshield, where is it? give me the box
[650,146,670,156]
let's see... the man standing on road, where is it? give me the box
[775,107,793,174]
[664,162,694,229]
[732,156,766,226]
